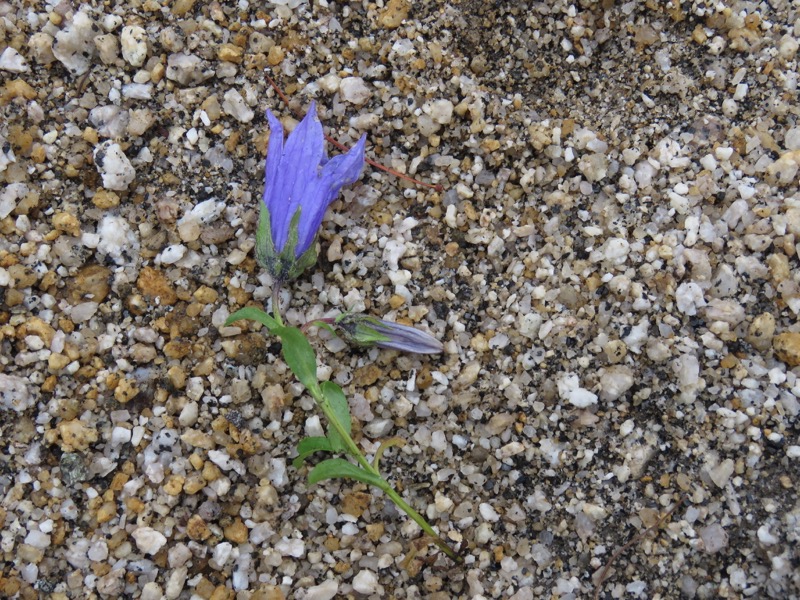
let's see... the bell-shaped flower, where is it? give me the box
[257,101,366,282]
[328,313,444,354]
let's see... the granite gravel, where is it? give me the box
[1,1,799,599]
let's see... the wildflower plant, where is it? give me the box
[226,103,459,561]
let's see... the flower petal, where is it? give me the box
[295,134,366,254]
[265,102,326,252]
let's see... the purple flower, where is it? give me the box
[256,101,366,282]
[330,313,444,355]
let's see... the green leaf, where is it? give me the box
[293,436,334,468]
[307,458,385,488]
[224,307,280,331]
[321,381,351,453]
[275,326,319,393]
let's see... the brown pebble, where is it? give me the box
[137,266,179,305]
[66,264,111,304]
[378,0,410,29]
[114,378,139,404]
[774,332,800,366]
[218,43,243,63]
[58,419,98,452]
[93,189,120,209]
[224,518,248,544]
[171,0,195,16]
[163,339,192,359]
[267,45,284,66]
[163,475,184,495]
[342,491,371,518]
[96,501,117,524]
[186,514,212,540]
[354,364,382,386]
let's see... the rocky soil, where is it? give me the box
[1,1,799,598]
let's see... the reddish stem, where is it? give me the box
[265,73,443,193]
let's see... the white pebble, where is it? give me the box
[96,214,139,265]
[339,77,371,105]
[303,579,339,600]
[222,89,255,123]
[675,282,706,316]
[0,47,29,73]
[94,141,136,190]
[429,99,454,124]
[52,11,96,75]
[275,537,305,557]
[159,244,187,265]
[708,458,734,488]
[24,529,51,549]
[132,526,168,555]
[699,523,728,553]
[757,524,779,545]
[110,426,132,447]
[352,569,380,594]
[558,373,598,408]
[479,503,500,522]
[120,26,148,67]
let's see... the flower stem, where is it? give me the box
[272,286,284,326]
[308,384,460,562]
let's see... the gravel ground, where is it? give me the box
[1,1,800,598]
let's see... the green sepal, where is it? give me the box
[335,314,392,346]
[255,205,319,283]
[308,458,385,489]
[293,436,334,469]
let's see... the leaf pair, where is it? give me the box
[226,308,370,484]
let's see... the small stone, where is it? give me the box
[52,11,97,75]
[96,501,117,524]
[92,189,120,209]
[94,141,135,190]
[114,378,139,403]
[0,48,29,73]
[747,313,776,351]
[94,34,119,64]
[120,26,148,66]
[163,475,185,495]
[186,515,212,541]
[132,526,168,555]
[137,266,179,305]
[218,43,243,63]
[599,366,634,401]
[352,570,380,595]
[223,518,248,544]
[342,492,371,518]
[303,580,338,600]
[378,0,410,29]
[699,523,728,553]
[58,419,99,452]
[222,89,254,123]
[52,212,81,237]
[90,105,129,138]
[166,53,213,86]
[267,45,284,66]
[774,332,800,366]
[339,77,371,105]
[708,458,734,488]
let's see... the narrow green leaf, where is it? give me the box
[321,381,351,452]
[307,458,385,488]
[293,436,334,468]
[275,326,319,393]
[224,307,280,331]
